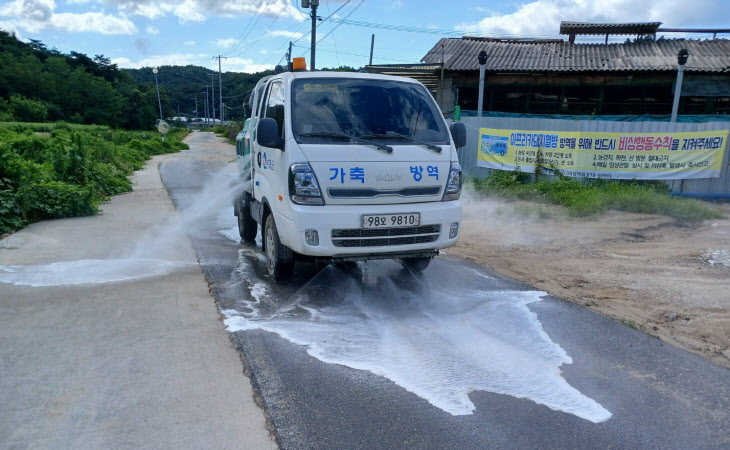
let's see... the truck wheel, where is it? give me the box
[401,257,431,273]
[264,215,294,281]
[237,194,257,242]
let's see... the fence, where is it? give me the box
[459,116,730,197]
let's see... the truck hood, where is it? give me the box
[299,143,452,205]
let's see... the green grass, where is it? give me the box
[471,169,723,221]
[0,125,189,235]
[0,121,111,132]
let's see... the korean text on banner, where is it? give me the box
[477,128,729,180]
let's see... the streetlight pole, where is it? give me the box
[152,67,163,121]
[671,48,689,123]
[477,51,488,119]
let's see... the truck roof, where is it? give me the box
[273,70,423,85]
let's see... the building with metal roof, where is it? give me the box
[421,37,730,73]
[366,26,730,118]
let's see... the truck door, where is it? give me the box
[253,80,286,204]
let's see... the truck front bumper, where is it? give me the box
[273,199,462,258]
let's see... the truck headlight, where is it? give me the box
[442,162,462,201]
[289,163,324,205]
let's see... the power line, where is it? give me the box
[324,0,340,66]
[314,0,365,47]
[222,0,278,57]
[288,0,357,64]
[226,0,293,58]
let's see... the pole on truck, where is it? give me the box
[671,49,689,123]
[477,51,488,119]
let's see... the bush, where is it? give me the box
[9,95,48,122]
[0,124,190,234]
[18,181,98,220]
[0,178,25,233]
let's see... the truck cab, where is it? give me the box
[234,68,466,281]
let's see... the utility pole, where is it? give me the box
[287,41,293,71]
[192,95,198,125]
[209,74,216,124]
[302,0,319,70]
[369,34,375,65]
[214,55,227,123]
[203,88,209,127]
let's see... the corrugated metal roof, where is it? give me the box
[364,64,442,92]
[421,38,730,73]
[560,21,661,35]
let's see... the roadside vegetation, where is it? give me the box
[470,167,723,221]
[0,123,189,235]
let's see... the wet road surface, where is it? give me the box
[160,133,730,449]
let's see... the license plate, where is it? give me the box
[362,213,420,229]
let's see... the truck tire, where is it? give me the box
[264,214,294,281]
[401,257,431,273]
[237,194,257,242]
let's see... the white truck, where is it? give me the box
[234,67,466,281]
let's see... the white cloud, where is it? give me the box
[145,24,158,34]
[214,37,237,48]
[103,0,303,23]
[267,29,303,39]
[111,53,273,73]
[0,0,136,34]
[111,52,201,68]
[458,0,726,38]
[184,40,196,46]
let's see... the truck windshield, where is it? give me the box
[291,78,449,146]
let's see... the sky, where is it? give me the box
[0,0,728,74]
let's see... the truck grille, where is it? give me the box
[332,225,440,247]
[328,186,441,198]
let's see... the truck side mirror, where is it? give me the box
[450,122,466,149]
[257,118,284,150]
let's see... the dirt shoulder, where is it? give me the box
[448,194,730,369]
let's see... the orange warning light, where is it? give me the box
[292,57,307,71]
[278,194,283,201]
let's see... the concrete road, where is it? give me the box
[0,148,274,448]
[160,133,730,449]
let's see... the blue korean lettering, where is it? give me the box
[427,165,439,180]
[350,167,365,183]
[329,167,345,184]
[410,165,423,182]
